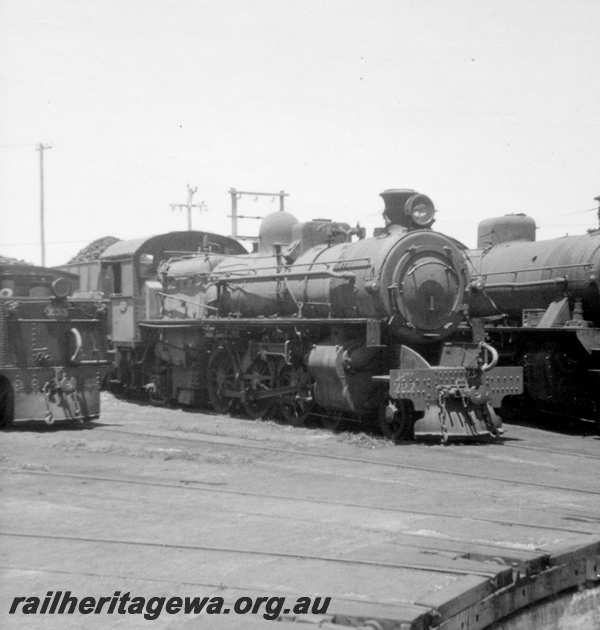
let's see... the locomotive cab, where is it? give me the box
[100,231,246,345]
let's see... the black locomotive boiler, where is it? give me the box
[138,189,522,442]
[468,209,600,423]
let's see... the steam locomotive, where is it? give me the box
[0,259,109,426]
[128,189,522,442]
[468,210,600,422]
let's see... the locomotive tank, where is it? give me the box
[469,216,600,324]
[208,190,469,344]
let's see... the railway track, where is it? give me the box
[84,425,600,497]
[0,531,504,579]
[496,440,600,462]
[93,395,600,461]
[4,467,598,537]
[2,397,599,630]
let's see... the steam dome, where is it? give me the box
[258,211,299,253]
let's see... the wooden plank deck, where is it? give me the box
[1,394,599,629]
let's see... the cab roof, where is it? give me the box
[100,230,245,261]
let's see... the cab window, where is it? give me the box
[120,262,134,295]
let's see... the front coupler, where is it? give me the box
[386,344,523,442]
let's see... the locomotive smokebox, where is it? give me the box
[380,189,436,229]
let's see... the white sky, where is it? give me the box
[1,0,599,265]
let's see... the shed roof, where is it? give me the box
[100,237,150,260]
[100,230,246,261]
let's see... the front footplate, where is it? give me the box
[386,346,523,442]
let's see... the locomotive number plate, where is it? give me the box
[44,305,69,319]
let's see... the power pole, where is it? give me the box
[228,188,289,239]
[37,143,52,266]
[170,184,206,230]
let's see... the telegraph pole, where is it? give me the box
[170,184,206,230]
[229,188,239,238]
[228,188,289,239]
[37,143,52,266]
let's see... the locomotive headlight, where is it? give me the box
[405,194,436,228]
[52,277,72,298]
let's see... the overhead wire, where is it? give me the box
[0,239,93,247]
[0,143,39,150]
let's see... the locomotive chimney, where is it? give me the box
[380,189,436,229]
[380,189,417,227]
[595,195,600,229]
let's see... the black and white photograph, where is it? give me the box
[1,1,599,628]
